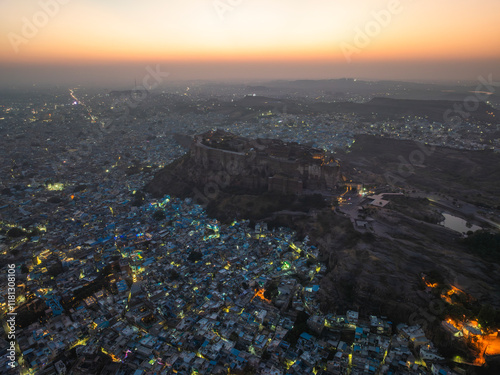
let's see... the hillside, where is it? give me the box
[338,134,500,208]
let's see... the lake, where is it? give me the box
[440,213,481,234]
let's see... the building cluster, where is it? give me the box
[0,191,456,374]
[220,112,499,152]
[0,88,474,374]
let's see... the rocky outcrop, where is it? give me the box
[146,130,342,199]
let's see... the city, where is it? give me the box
[1,1,500,374]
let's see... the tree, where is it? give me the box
[48,260,64,277]
[463,230,500,263]
[27,228,41,239]
[152,210,166,221]
[285,311,311,345]
[264,280,279,300]
[168,269,179,280]
[188,251,203,262]
[1,187,12,196]
[478,304,497,329]
[263,289,272,300]
[444,304,472,321]
[131,190,146,206]
[229,331,239,342]
[426,269,445,285]
[7,227,25,238]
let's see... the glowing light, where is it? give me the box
[421,275,439,288]
[284,359,296,370]
[445,318,463,331]
[101,348,121,363]
[472,332,500,365]
[251,288,271,303]
[69,337,89,349]
[441,285,467,304]
[289,242,302,253]
[46,183,65,191]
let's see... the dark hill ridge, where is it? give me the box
[227,95,499,123]
[338,134,500,208]
[361,97,496,122]
[103,89,499,124]
[256,78,500,101]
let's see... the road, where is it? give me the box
[69,88,98,122]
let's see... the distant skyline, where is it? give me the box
[1,0,499,87]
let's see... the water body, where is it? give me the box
[440,213,481,234]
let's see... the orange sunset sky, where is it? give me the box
[1,0,499,86]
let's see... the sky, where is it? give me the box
[1,0,499,86]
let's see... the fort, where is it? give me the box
[190,130,342,195]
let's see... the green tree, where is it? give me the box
[478,304,497,329]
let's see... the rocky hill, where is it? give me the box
[145,133,500,343]
[338,134,500,208]
[146,130,342,199]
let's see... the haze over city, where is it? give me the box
[1,0,500,86]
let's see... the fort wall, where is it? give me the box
[190,136,341,195]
